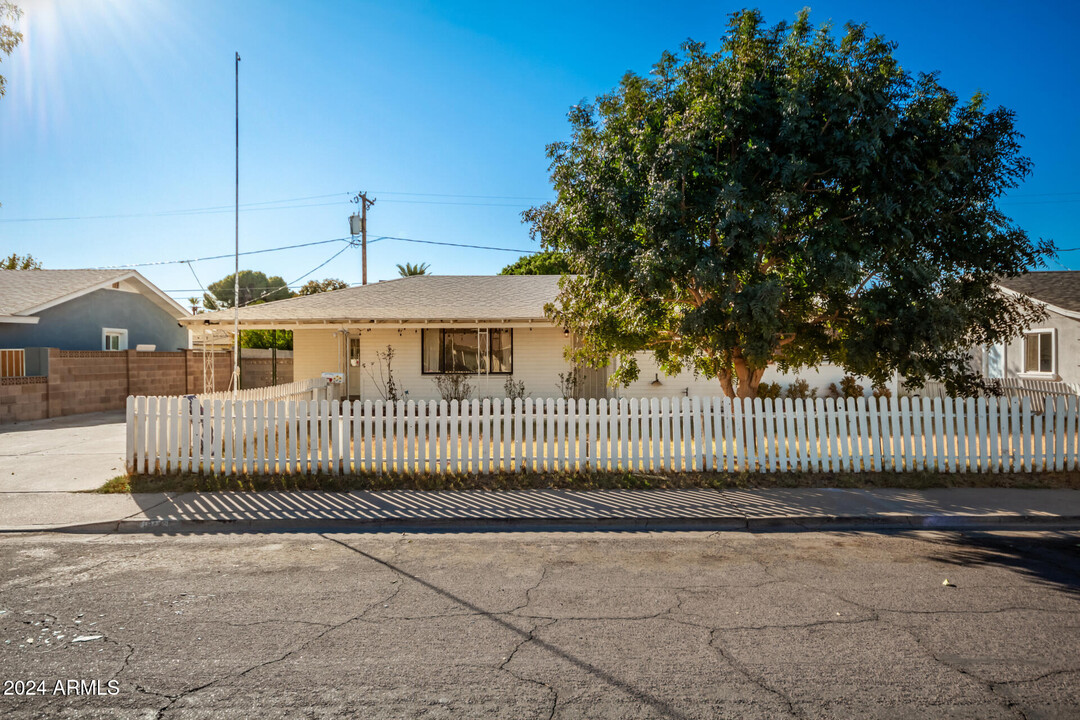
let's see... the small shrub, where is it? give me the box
[556,368,583,400]
[433,374,474,403]
[503,376,528,401]
[362,345,406,402]
[828,375,866,399]
[756,381,782,399]
[784,378,818,400]
[871,382,892,399]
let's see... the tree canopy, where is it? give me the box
[0,1,21,100]
[204,270,293,310]
[525,9,1053,398]
[298,278,349,295]
[1,252,39,269]
[500,251,572,276]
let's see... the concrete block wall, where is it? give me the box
[0,348,291,424]
[0,376,49,423]
[46,351,130,416]
[128,352,188,397]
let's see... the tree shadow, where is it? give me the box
[322,534,695,720]
[912,530,1080,599]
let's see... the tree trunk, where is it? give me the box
[717,370,736,399]
[732,355,766,399]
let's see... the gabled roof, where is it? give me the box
[184,275,565,327]
[997,271,1080,317]
[0,269,188,322]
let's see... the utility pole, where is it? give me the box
[232,51,241,395]
[351,192,376,285]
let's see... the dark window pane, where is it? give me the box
[443,330,479,373]
[490,329,513,373]
[1040,333,1053,373]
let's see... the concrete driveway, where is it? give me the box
[0,411,126,492]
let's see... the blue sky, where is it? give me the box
[1,0,1077,307]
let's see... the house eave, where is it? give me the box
[183,317,557,331]
[995,284,1080,321]
[0,315,41,325]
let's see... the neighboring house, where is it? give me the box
[980,271,1080,387]
[0,269,189,375]
[182,274,857,402]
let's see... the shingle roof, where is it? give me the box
[185,275,565,326]
[997,271,1080,314]
[0,269,130,317]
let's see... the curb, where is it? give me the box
[6,513,1080,535]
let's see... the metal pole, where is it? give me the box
[232,52,241,396]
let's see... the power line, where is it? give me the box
[99,237,353,268]
[375,235,537,254]
[0,190,548,223]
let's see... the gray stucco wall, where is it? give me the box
[980,308,1080,387]
[0,288,188,353]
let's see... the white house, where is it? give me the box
[182,274,857,402]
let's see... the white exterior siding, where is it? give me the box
[293,328,342,383]
[617,352,874,399]
[294,326,884,401]
[326,325,575,402]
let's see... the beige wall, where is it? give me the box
[294,326,577,402]
[293,326,885,402]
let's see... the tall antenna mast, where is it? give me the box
[232,51,241,396]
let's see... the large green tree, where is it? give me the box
[204,270,293,310]
[525,10,1053,399]
[500,251,572,276]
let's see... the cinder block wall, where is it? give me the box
[0,348,297,424]
[46,351,130,416]
[0,376,49,423]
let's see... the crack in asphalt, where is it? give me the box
[777,575,1035,720]
[148,581,404,719]
[320,535,696,720]
[708,627,802,719]
[993,667,1080,685]
[497,617,560,720]
[897,625,1030,720]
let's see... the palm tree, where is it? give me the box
[187,297,201,315]
[396,262,430,277]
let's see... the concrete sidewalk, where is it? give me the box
[3,487,1080,533]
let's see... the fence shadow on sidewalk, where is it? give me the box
[114,487,1078,535]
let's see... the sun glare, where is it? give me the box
[7,0,190,136]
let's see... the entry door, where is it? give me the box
[347,337,363,398]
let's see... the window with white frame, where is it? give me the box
[1022,329,1054,374]
[421,328,513,374]
[102,328,128,351]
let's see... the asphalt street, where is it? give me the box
[1,529,1078,719]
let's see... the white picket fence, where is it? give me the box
[915,378,1080,413]
[195,377,330,403]
[127,395,1080,476]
